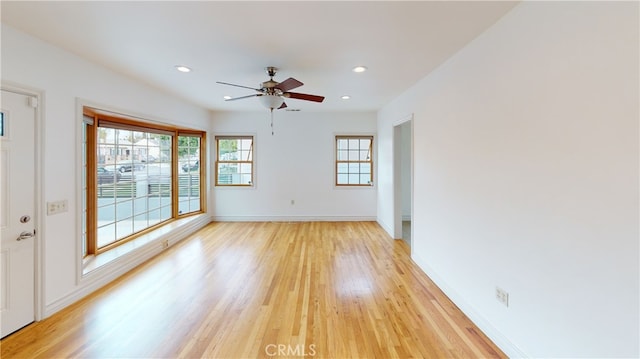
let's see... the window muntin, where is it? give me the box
[215,136,253,186]
[84,107,205,255]
[336,136,373,186]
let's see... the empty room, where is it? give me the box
[1,1,638,358]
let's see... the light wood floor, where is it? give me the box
[1,222,505,358]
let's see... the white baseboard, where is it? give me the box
[211,215,376,222]
[44,215,212,317]
[411,253,528,359]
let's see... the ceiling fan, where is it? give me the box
[217,67,325,111]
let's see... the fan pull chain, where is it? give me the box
[270,108,275,135]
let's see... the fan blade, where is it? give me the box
[226,94,262,101]
[216,81,262,92]
[275,78,303,92]
[284,92,325,103]
[278,102,287,110]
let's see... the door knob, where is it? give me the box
[16,230,35,241]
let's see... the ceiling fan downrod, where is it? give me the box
[270,108,275,136]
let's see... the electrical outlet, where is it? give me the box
[162,239,169,249]
[47,200,68,215]
[496,287,509,307]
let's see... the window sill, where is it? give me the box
[82,214,206,275]
[334,184,375,190]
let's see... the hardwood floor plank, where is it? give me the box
[1,222,505,358]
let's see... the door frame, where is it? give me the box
[393,114,413,251]
[2,82,45,322]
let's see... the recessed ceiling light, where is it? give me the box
[175,65,192,73]
[341,95,351,100]
[352,66,367,73]
[223,95,232,100]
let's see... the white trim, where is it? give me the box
[1,82,46,321]
[392,113,414,128]
[75,99,84,286]
[211,216,377,222]
[412,252,528,358]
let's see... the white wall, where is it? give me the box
[1,24,212,314]
[377,2,638,357]
[211,111,376,221]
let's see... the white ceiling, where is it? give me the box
[1,1,517,112]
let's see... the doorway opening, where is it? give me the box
[393,116,413,252]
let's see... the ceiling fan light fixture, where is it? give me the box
[341,95,351,100]
[259,94,284,109]
[352,66,367,73]
[223,95,232,100]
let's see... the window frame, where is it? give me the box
[83,107,206,256]
[335,135,374,187]
[214,135,254,187]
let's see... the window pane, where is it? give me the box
[348,150,359,161]
[241,174,252,184]
[98,204,115,223]
[134,214,148,232]
[337,163,348,173]
[116,218,134,240]
[97,223,116,248]
[115,200,133,221]
[337,150,348,161]
[148,208,161,226]
[160,205,172,221]
[133,197,147,215]
[349,174,359,184]
[337,174,348,184]
[178,199,190,215]
[190,198,200,212]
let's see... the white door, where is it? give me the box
[0,89,36,338]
